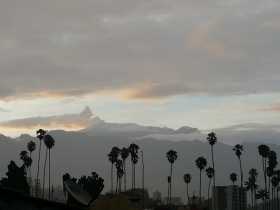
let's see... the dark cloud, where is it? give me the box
[0,0,280,100]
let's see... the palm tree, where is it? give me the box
[207,132,217,210]
[230,173,238,185]
[20,150,28,161]
[258,145,270,194]
[245,168,258,209]
[129,143,139,190]
[108,146,120,193]
[27,141,36,176]
[233,144,244,210]
[43,134,55,200]
[35,128,46,196]
[195,156,207,204]
[166,150,178,204]
[121,147,130,191]
[115,159,124,193]
[183,173,191,206]
[271,176,279,210]
[206,167,214,210]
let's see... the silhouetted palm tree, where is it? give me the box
[43,134,55,200]
[129,143,139,190]
[195,156,207,204]
[183,173,191,206]
[206,167,214,210]
[166,150,178,204]
[115,159,124,193]
[108,146,120,193]
[271,176,279,210]
[233,144,244,210]
[207,132,217,210]
[230,173,238,185]
[245,168,258,209]
[121,147,130,191]
[27,141,36,177]
[35,129,46,196]
[258,145,270,194]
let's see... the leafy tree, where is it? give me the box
[0,161,30,194]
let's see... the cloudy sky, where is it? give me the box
[0,0,280,136]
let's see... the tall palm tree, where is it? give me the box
[245,168,258,209]
[129,143,139,190]
[258,145,270,194]
[121,147,130,191]
[166,150,178,204]
[27,141,36,176]
[35,128,46,196]
[233,144,244,210]
[195,156,207,204]
[115,159,124,193]
[206,167,214,210]
[183,173,191,206]
[207,132,217,210]
[108,146,120,193]
[43,134,55,200]
[230,173,238,185]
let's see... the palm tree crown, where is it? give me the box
[166,150,178,164]
[195,157,207,170]
[206,167,215,179]
[207,132,217,146]
[230,173,237,185]
[183,174,191,184]
[27,141,36,153]
[43,135,55,149]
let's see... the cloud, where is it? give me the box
[0,0,280,101]
[0,107,9,112]
[258,103,280,112]
[0,106,93,132]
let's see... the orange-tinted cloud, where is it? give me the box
[258,103,280,112]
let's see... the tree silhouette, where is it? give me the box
[258,145,270,194]
[108,146,120,193]
[206,167,214,210]
[121,147,130,191]
[42,134,55,200]
[183,173,191,206]
[115,159,124,193]
[35,128,46,196]
[233,144,244,210]
[271,175,279,210]
[245,168,258,209]
[195,156,207,204]
[27,141,36,179]
[129,143,139,190]
[230,172,238,185]
[166,149,178,205]
[0,161,30,194]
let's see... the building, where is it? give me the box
[212,186,247,210]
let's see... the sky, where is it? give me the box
[0,0,280,136]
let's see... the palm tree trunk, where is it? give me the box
[36,140,42,196]
[239,157,243,210]
[111,163,113,193]
[277,188,279,210]
[131,162,133,190]
[211,146,215,210]
[251,189,254,209]
[208,178,212,210]
[199,169,202,205]
[170,163,173,205]
[42,147,48,199]
[124,160,126,191]
[186,183,189,206]
[48,149,51,200]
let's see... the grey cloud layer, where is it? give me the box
[1,0,280,100]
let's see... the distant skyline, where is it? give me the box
[1,0,280,136]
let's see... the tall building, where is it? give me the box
[212,186,247,210]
